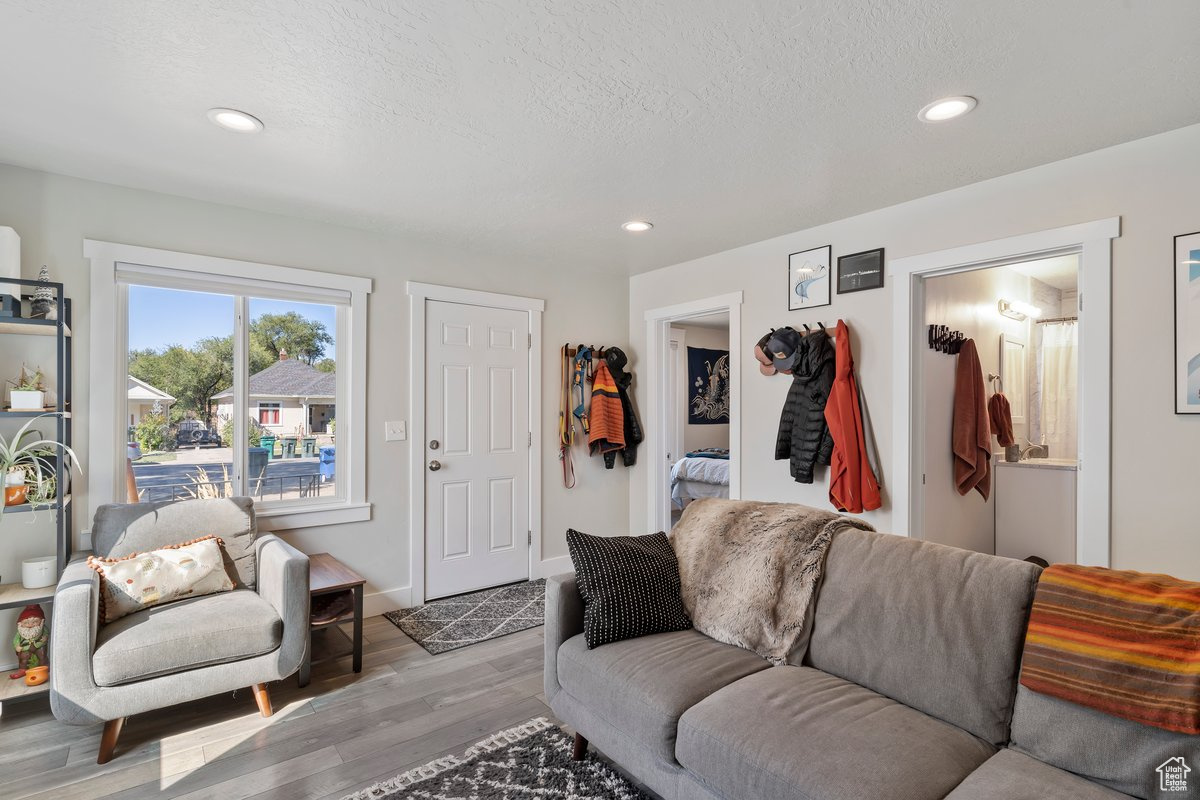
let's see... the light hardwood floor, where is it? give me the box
[0,617,553,800]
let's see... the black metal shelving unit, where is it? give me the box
[0,275,72,706]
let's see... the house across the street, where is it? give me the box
[213,351,334,435]
[127,375,175,427]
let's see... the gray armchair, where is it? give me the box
[50,497,309,763]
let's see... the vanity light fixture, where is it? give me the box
[621,220,653,232]
[998,298,1042,321]
[917,96,977,123]
[206,108,264,133]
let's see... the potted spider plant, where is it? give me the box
[0,415,81,513]
[8,364,47,411]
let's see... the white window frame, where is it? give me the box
[86,240,372,531]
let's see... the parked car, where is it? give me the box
[175,420,222,447]
[126,441,143,461]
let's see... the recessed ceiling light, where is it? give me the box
[917,96,977,123]
[622,221,653,232]
[206,108,264,133]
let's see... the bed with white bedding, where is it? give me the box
[671,452,731,508]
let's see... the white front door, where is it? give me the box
[425,300,531,599]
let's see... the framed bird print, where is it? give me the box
[788,245,831,311]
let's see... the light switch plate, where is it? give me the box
[384,420,407,441]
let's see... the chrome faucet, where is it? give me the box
[1021,443,1048,460]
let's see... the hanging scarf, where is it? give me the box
[559,344,576,488]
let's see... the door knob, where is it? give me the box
[428,460,442,471]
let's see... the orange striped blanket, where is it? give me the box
[1019,564,1200,734]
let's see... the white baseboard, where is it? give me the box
[535,556,574,579]
[363,585,412,616]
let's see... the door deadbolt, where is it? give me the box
[428,460,442,471]
[429,439,440,450]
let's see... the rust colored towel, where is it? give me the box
[1020,564,1200,735]
[587,361,625,455]
[988,392,1015,447]
[952,338,990,499]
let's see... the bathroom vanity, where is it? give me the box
[994,458,1077,565]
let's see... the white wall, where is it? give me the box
[675,323,730,453]
[921,266,1033,555]
[629,123,1200,580]
[0,162,630,616]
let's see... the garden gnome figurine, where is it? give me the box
[30,266,54,319]
[10,604,48,680]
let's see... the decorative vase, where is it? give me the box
[21,556,56,589]
[9,389,45,411]
[4,469,27,506]
[30,266,54,319]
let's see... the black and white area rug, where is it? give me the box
[384,579,545,655]
[341,718,650,800]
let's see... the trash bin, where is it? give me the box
[301,437,317,458]
[281,437,298,458]
[259,435,277,460]
[319,446,335,483]
[248,447,268,495]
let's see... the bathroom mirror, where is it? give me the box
[1000,333,1027,424]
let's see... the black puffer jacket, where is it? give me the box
[775,332,836,483]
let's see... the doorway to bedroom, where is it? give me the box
[668,313,732,526]
[644,291,743,532]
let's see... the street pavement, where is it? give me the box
[132,455,333,502]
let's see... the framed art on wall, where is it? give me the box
[687,346,730,424]
[1175,230,1200,414]
[788,245,831,311]
[837,247,885,293]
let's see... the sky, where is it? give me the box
[127,285,337,359]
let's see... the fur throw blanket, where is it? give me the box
[671,498,873,664]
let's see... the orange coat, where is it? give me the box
[587,361,625,455]
[825,321,881,513]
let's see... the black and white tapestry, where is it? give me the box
[688,346,730,424]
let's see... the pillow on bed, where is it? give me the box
[566,529,692,648]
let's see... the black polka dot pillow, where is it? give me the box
[566,529,692,648]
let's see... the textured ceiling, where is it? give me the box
[1,1,1198,275]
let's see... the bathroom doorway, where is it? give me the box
[890,219,1118,568]
[918,255,1079,562]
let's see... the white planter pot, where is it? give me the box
[21,556,56,589]
[10,389,45,410]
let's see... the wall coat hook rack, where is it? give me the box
[928,324,966,354]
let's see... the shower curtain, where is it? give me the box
[1039,321,1078,459]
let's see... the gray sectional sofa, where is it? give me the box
[545,523,1195,800]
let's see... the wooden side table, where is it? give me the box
[298,552,365,688]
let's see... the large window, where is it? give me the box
[88,241,371,530]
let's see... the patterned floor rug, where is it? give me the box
[341,718,650,800]
[383,579,545,655]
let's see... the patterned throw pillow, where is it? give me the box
[87,536,235,624]
[566,529,692,649]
